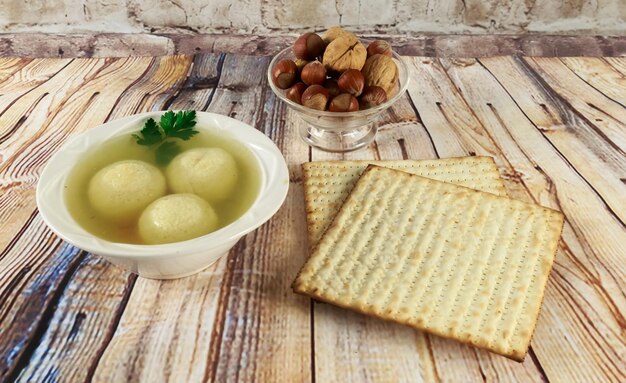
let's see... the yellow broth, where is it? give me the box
[65,128,261,244]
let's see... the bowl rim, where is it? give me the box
[267,43,410,117]
[36,111,289,259]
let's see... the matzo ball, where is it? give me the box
[138,193,219,244]
[166,148,238,203]
[88,160,166,224]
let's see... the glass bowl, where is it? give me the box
[267,44,409,152]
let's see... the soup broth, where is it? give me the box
[65,127,261,244]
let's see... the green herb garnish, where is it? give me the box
[133,110,199,166]
[154,141,180,166]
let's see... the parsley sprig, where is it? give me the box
[133,110,199,166]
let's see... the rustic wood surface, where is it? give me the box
[0,54,624,383]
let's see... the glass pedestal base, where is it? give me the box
[299,123,377,152]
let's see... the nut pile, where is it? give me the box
[271,27,398,112]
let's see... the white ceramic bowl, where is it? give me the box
[37,111,289,279]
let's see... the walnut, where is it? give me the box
[361,54,398,95]
[322,34,367,74]
[322,26,356,44]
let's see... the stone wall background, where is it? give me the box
[0,0,624,35]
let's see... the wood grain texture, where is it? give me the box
[93,263,226,382]
[603,57,626,76]
[429,56,626,382]
[0,234,83,380]
[478,56,626,225]
[90,54,312,383]
[28,55,197,382]
[0,59,68,116]
[0,56,151,300]
[0,56,624,382]
[0,58,30,85]
[310,94,437,383]
[523,57,626,153]
[0,56,189,381]
[203,55,312,383]
[560,57,626,108]
[405,58,549,382]
[15,255,132,383]
[0,57,152,256]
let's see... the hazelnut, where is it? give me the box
[301,85,329,111]
[293,33,325,61]
[286,82,307,104]
[323,78,341,98]
[361,54,398,94]
[322,34,367,73]
[272,59,298,89]
[337,69,365,97]
[329,93,359,112]
[301,61,327,86]
[359,86,387,109]
[367,40,393,57]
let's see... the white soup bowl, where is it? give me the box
[37,111,289,279]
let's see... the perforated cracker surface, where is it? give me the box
[303,156,507,247]
[294,166,564,361]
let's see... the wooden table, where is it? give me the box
[0,55,624,383]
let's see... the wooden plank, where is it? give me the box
[479,56,626,224]
[87,54,240,382]
[0,58,126,285]
[166,54,223,110]
[0,58,26,73]
[560,57,626,108]
[0,58,32,86]
[90,54,313,382]
[310,109,423,382]
[194,56,312,383]
[401,59,484,160]
[0,58,74,142]
[406,58,535,200]
[6,56,193,381]
[0,58,106,159]
[432,56,626,382]
[0,239,84,381]
[0,58,70,96]
[404,57,547,382]
[523,57,626,153]
[0,57,152,255]
[0,56,182,381]
[210,168,311,382]
[104,55,192,118]
[14,255,132,383]
[91,262,227,382]
[603,57,626,76]
[310,94,439,383]
[375,122,438,161]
